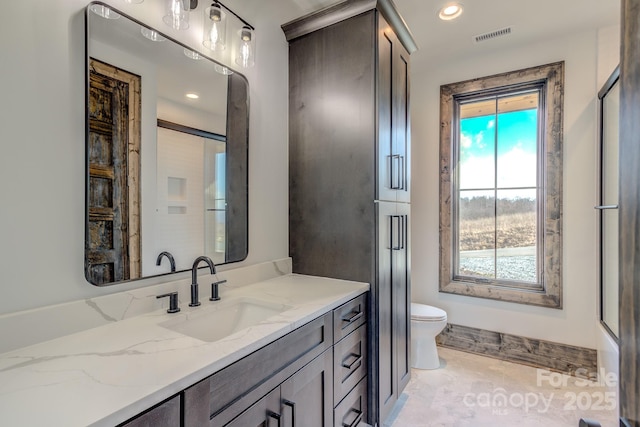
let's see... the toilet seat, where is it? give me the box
[411,303,447,322]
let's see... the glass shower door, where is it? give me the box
[598,68,620,339]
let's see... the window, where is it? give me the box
[439,62,564,308]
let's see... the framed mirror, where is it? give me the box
[85,2,248,286]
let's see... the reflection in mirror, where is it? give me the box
[85,2,248,286]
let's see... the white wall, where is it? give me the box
[0,0,290,315]
[411,29,606,348]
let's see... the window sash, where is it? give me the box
[452,88,544,290]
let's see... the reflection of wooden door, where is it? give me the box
[86,59,141,285]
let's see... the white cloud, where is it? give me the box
[460,147,537,190]
[461,133,472,149]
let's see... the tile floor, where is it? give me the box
[389,347,619,427]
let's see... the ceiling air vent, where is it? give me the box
[473,26,512,44]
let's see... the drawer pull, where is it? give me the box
[341,310,363,324]
[267,411,281,427]
[342,353,363,370]
[283,400,296,427]
[342,408,363,427]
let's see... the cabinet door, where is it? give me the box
[377,201,411,423]
[377,201,396,421]
[394,203,411,393]
[226,387,281,427]
[392,42,410,204]
[280,350,333,427]
[377,15,411,204]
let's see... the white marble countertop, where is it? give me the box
[0,274,368,426]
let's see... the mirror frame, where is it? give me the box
[84,2,249,286]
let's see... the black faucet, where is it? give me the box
[156,251,176,272]
[190,256,216,307]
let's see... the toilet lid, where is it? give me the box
[411,303,447,321]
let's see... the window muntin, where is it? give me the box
[454,90,542,287]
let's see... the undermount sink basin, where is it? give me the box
[159,298,292,342]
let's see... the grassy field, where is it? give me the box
[459,211,537,251]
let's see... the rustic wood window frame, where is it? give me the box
[439,62,564,308]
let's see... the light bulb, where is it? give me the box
[163,0,190,30]
[235,26,255,68]
[203,3,226,51]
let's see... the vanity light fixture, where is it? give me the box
[200,1,256,68]
[141,27,166,41]
[236,26,255,68]
[203,1,227,51]
[438,3,464,20]
[89,4,120,19]
[163,0,196,30]
[186,93,200,99]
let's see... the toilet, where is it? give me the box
[411,303,448,369]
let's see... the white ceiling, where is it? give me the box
[276,0,620,64]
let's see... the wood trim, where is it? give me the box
[436,323,597,377]
[281,0,417,54]
[619,0,640,424]
[89,58,142,279]
[438,61,564,309]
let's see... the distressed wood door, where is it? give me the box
[86,59,140,285]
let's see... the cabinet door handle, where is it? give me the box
[267,411,281,427]
[594,205,618,210]
[341,310,363,324]
[389,154,403,189]
[342,408,363,427]
[283,400,295,427]
[342,353,363,370]
[391,215,403,250]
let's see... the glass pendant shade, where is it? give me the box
[163,0,190,30]
[235,26,255,68]
[203,3,227,51]
[141,27,166,41]
[89,5,120,19]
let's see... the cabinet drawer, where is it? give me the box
[334,324,367,404]
[118,395,180,427]
[334,377,368,427]
[333,294,367,343]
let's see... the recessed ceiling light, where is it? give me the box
[186,93,199,99]
[439,3,464,21]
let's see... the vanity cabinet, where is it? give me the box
[182,294,368,427]
[283,0,416,424]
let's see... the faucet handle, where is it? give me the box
[209,280,227,301]
[157,292,181,313]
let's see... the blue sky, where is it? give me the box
[459,109,538,191]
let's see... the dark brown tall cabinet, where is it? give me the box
[282,1,417,425]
